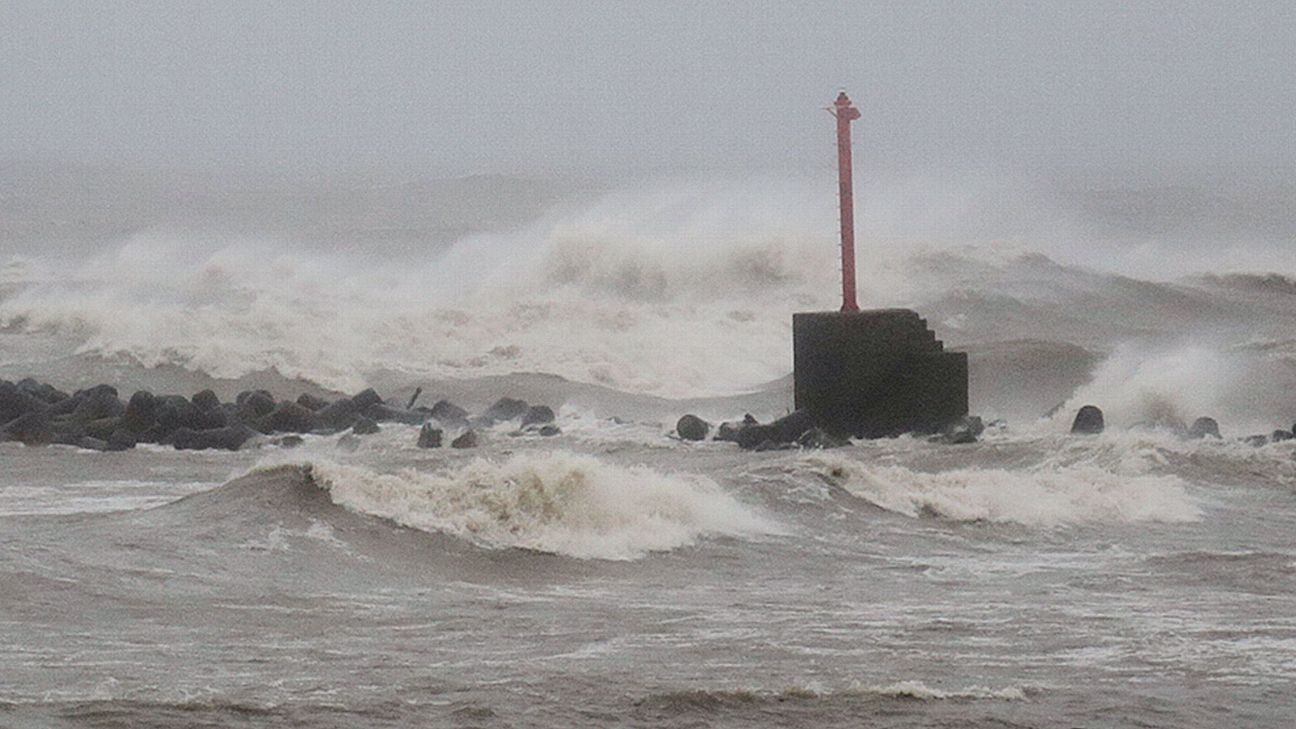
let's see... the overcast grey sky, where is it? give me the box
[2,1,1292,179]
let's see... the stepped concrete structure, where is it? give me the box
[793,309,968,438]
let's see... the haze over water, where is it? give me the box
[2,3,1295,727]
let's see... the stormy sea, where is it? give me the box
[2,166,1295,728]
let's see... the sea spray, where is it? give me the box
[307,452,780,560]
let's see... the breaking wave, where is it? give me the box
[308,453,779,560]
[803,451,1201,526]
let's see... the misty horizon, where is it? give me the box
[3,1,1294,182]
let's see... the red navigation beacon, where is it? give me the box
[830,91,862,313]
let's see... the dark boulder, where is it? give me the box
[451,430,479,449]
[364,403,426,425]
[172,425,257,451]
[351,388,383,411]
[1243,434,1270,447]
[479,397,528,424]
[236,390,276,422]
[70,385,124,422]
[0,381,48,423]
[264,402,319,434]
[430,400,469,426]
[1070,405,1105,435]
[522,405,556,428]
[352,416,381,435]
[123,391,159,432]
[734,424,778,450]
[676,414,710,441]
[316,399,360,430]
[537,424,561,437]
[2,410,54,445]
[106,428,137,452]
[1188,417,1221,440]
[770,410,816,443]
[716,414,759,443]
[156,396,226,434]
[296,393,330,412]
[416,423,442,448]
[1272,429,1294,443]
[83,417,122,441]
[191,389,221,412]
[16,378,68,405]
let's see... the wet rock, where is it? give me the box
[451,430,479,449]
[191,389,221,412]
[716,414,759,443]
[537,424,561,437]
[172,425,258,451]
[734,424,778,450]
[264,401,319,433]
[1272,429,1294,443]
[296,393,330,412]
[521,405,556,428]
[273,435,304,448]
[417,423,443,448]
[316,399,360,430]
[364,403,426,425]
[106,428,137,452]
[71,385,124,422]
[0,381,49,423]
[236,390,276,421]
[351,416,381,435]
[797,427,849,449]
[676,414,710,441]
[1188,417,1221,440]
[156,396,226,434]
[123,391,159,432]
[752,439,796,452]
[2,410,54,445]
[351,388,383,411]
[16,378,67,405]
[770,410,816,443]
[430,400,469,426]
[479,398,528,425]
[1070,405,1105,435]
[336,433,361,452]
[84,417,123,441]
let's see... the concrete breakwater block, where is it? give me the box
[793,309,967,438]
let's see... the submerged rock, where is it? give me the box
[521,405,556,428]
[537,424,561,437]
[1070,405,1105,435]
[1272,429,1294,443]
[931,416,984,445]
[1188,417,1221,440]
[676,414,710,441]
[417,423,442,448]
[478,398,528,425]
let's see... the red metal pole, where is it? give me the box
[833,92,862,313]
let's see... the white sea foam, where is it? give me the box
[803,451,1201,526]
[307,452,779,560]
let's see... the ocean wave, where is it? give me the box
[802,452,1201,526]
[635,680,1028,712]
[307,453,779,560]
